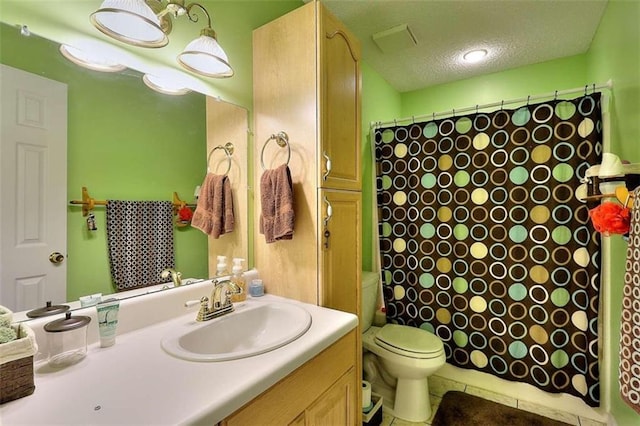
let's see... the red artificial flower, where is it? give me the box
[178,206,193,222]
[588,202,631,236]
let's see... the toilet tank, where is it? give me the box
[361,271,380,332]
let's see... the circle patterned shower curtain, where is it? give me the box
[374,93,602,406]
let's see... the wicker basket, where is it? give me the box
[0,323,37,404]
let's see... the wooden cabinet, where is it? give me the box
[221,330,358,426]
[319,190,361,315]
[319,6,362,191]
[204,99,249,270]
[305,369,356,425]
[253,0,361,317]
[253,4,361,422]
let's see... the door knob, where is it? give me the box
[49,252,65,264]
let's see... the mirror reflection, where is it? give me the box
[0,22,249,314]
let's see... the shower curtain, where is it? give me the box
[374,94,602,406]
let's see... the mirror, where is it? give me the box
[0,22,249,314]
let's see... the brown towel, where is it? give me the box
[260,164,294,243]
[619,186,640,414]
[192,173,234,238]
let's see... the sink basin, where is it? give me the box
[161,302,312,362]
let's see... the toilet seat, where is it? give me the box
[374,324,444,359]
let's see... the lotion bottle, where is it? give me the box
[230,258,246,303]
[216,255,227,276]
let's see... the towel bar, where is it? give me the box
[260,131,290,171]
[207,142,234,176]
[69,187,196,216]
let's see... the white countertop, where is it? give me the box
[0,294,358,425]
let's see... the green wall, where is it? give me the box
[361,62,402,271]
[400,54,589,116]
[587,1,640,424]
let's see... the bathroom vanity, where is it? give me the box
[0,280,359,425]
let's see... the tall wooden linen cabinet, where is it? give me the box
[253,1,362,424]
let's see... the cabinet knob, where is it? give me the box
[322,151,332,181]
[323,197,333,249]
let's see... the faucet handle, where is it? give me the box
[161,268,182,287]
[184,300,200,308]
[196,297,210,322]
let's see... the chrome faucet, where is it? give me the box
[195,279,242,322]
[161,268,182,287]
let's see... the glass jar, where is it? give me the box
[44,312,91,368]
[249,279,264,297]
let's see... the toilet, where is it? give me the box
[361,271,445,422]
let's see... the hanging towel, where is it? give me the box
[259,164,295,243]
[106,201,175,292]
[620,186,640,414]
[192,173,234,238]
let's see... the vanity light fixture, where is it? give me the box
[463,49,488,63]
[90,0,233,78]
[59,44,127,73]
[142,73,191,95]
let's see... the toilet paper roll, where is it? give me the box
[362,380,372,409]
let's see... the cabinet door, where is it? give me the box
[221,332,357,426]
[319,4,362,191]
[305,369,356,426]
[319,190,361,317]
[289,413,305,426]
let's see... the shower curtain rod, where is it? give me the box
[373,79,613,129]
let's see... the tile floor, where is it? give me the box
[378,375,608,426]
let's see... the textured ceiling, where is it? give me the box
[320,0,609,93]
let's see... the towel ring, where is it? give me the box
[260,131,291,170]
[207,142,234,176]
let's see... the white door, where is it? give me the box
[0,64,67,312]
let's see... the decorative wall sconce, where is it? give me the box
[90,0,233,78]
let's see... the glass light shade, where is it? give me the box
[91,0,168,48]
[59,45,126,73]
[177,35,234,78]
[142,74,191,95]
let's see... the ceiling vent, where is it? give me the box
[372,24,417,53]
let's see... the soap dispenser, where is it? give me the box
[216,255,228,276]
[230,258,246,303]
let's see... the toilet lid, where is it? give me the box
[375,324,444,358]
